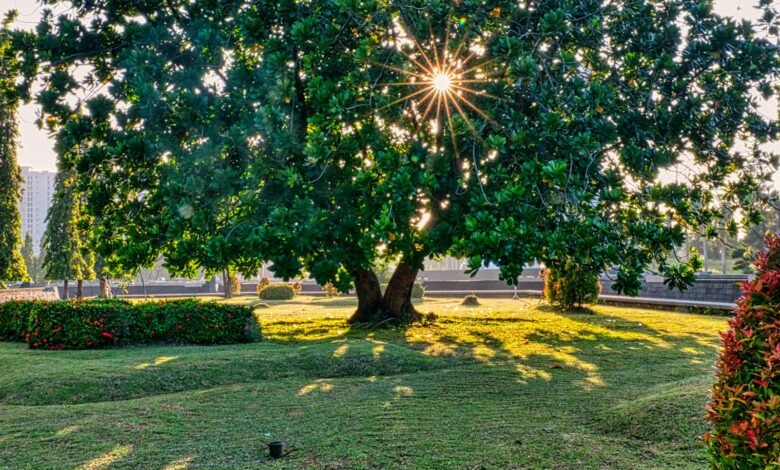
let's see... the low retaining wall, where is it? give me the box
[0,287,60,303]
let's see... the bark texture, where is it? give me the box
[349,263,421,324]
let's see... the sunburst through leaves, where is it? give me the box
[378,22,497,149]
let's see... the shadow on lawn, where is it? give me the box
[17,304,722,469]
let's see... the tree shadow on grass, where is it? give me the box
[1,303,725,469]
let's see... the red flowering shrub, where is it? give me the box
[0,300,36,341]
[3,298,260,350]
[706,233,780,466]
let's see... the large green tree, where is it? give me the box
[0,14,28,285]
[26,0,780,322]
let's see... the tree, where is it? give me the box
[42,167,95,299]
[29,0,780,323]
[20,232,37,283]
[0,14,28,286]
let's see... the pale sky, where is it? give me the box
[2,0,778,182]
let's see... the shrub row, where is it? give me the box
[0,298,261,350]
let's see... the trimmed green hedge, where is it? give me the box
[258,284,295,300]
[0,298,261,350]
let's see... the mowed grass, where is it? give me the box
[0,297,726,469]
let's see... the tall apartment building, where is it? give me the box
[18,167,56,255]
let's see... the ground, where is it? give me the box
[0,297,725,469]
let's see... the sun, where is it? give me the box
[432,71,453,93]
[376,22,497,145]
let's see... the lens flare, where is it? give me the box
[432,71,452,92]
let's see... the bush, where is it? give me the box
[258,284,295,300]
[705,234,780,466]
[0,300,37,341]
[461,294,480,306]
[228,274,241,296]
[543,261,601,309]
[0,298,260,350]
[322,283,340,297]
[256,276,271,294]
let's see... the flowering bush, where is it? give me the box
[706,233,780,466]
[0,300,36,341]
[1,298,260,350]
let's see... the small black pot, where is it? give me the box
[268,441,285,459]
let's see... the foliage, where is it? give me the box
[0,297,728,468]
[461,294,480,306]
[706,233,780,466]
[22,0,780,321]
[256,276,271,294]
[291,280,303,294]
[228,273,241,296]
[2,298,259,349]
[544,261,601,310]
[0,16,27,284]
[41,168,94,284]
[0,299,34,340]
[258,284,296,301]
[411,282,425,300]
[19,232,38,283]
[322,283,340,298]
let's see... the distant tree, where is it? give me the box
[732,194,780,273]
[19,232,37,283]
[42,167,95,299]
[0,15,28,286]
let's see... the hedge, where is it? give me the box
[706,233,780,465]
[0,298,261,350]
[258,284,296,300]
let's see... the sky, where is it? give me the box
[2,0,778,179]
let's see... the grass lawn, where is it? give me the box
[0,297,726,469]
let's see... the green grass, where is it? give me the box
[0,297,725,469]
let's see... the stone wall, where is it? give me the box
[0,287,60,303]
[599,275,746,304]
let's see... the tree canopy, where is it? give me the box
[17,0,780,321]
[0,14,29,285]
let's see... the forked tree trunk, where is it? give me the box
[349,263,421,324]
[380,262,421,323]
[76,279,83,299]
[63,279,69,299]
[349,268,383,323]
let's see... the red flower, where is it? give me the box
[102,332,113,339]
[177,324,183,330]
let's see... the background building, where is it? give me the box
[18,166,56,255]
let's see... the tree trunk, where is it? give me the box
[98,276,110,298]
[63,279,69,299]
[76,279,83,299]
[380,262,422,323]
[223,269,233,299]
[348,268,383,323]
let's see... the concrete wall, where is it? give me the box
[600,275,746,304]
[33,271,747,304]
